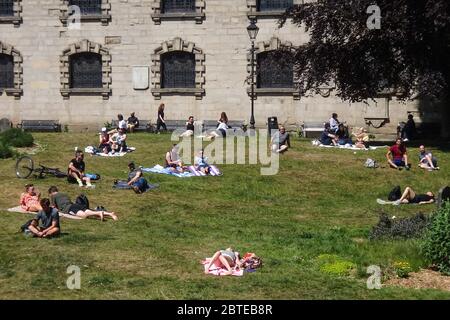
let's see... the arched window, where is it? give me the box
[69,52,102,88]
[0,53,14,89]
[161,52,195,88]
[69,0,102,15]
[257,0,293,11]
[257,51,293,88]
[0,0,13,16]
[162,0,195,13]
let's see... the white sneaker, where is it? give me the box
[402,138,409,142]
[392,200,401,205]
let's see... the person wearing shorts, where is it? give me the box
[387,138,409,170]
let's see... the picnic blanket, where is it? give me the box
[6,206,83,220]
[84,146,136,157]
[201,258,244,277]
[112,180,159,192]
[141,165,222,178]
[312,140,388,151]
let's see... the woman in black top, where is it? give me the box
[180,116,195,137]
[394,187,435,205]
[156,103,167,133]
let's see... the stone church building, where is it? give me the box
[0,0,442,133]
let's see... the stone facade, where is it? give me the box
[0,0,441,132]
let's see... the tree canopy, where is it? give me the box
[279,0,450,103]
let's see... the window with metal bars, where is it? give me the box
[161,52,195,88]
[257,0,293,11]
[162,0,195,14]
[69,53,103,88]
[69,0,102,15]
[0,54,14,89]
[0,0,13,16]
[257,51,293,88]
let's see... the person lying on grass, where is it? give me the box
[386,138,410,170]
[194,149,211,175]
[204,248,241,275]
[378,187,435,205]
[418,145,440,171]
[24,198,60,238]
[127,161,150,194]
[20,184,42,212]
[48,186,117,221]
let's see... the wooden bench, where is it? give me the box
[110,119,153,132]
[301,121,325,138]
[17,120,61,132]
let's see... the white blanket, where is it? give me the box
[312,140,387,151]
[85,146,136,157]
[6,206,83,220]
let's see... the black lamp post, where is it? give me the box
[247,20,259,130]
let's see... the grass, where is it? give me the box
[0,132,449,299]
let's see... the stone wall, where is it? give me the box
[0,0,440,133]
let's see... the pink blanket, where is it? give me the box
[201,258,244,276]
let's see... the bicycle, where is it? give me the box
[15,155,67,179]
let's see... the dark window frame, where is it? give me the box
[151,0,205,24]
[256,51,294,89]
[68,0,102,15]
[161,51,196,89]
[162,0,196,14]
[69,52,103,89]
[0,0,13,17]
[0,53,14,89]
[257,0,293,12]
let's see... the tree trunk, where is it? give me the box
[441,96,450,139]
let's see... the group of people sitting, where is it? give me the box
[20,184,118,238]
[319,113,369,148]
[386,138,439,171]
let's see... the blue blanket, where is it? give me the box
[113,180,159,192]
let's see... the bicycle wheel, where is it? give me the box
[15,156,34,179]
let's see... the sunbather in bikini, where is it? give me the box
[204,248,241,275]
[20,184,42,212]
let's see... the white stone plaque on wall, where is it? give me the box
[132,66,149,90]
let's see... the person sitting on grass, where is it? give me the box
[194,149,211,175]
[393,187,435,205]
[110,128,128,153]
[180,116,195,137]
[418,145,439,171]
[68,150,93,188]
[319,123,337,146]
[98,127,111,154]
[335,123,352,145]
[24,198,60,238]
[271,126,291,153]
[165,144,185,173]
[387,138,410,170]
[204,248,241,276]
[127,162,149,194]
[352,127,369,149]
[20,184,42,212]
[48,186,117,221]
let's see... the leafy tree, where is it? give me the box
[278,0,450,135]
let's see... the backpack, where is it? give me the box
[241,253,262,271]
[20,219,34,232]
[365,158,378,168]
[75,194,90,210]
[388,186,402,201]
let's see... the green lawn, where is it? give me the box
[0,132,449,299]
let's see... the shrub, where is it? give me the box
[315,254,356,276]
[0,128,34,148]
[421,203,450,275]
[0,141,14,159]
[369,212,429,240]
[393,261,413,278]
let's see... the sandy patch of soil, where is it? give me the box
[385,269,450,291]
